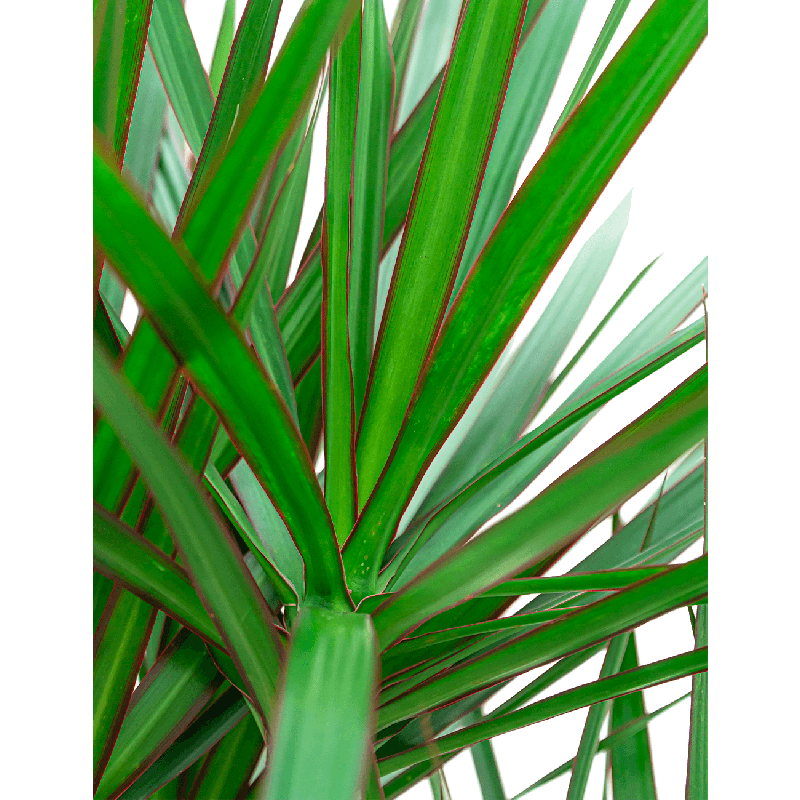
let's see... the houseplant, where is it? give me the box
[93,0,708,797]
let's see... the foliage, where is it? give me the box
[93,0,708,797]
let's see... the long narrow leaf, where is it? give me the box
[93,505,222,647]
[378,556,707,729]
[551,0,633,138]
[322,14,361,539]
[349,0,394,421]
[355,0,531,511]
[180,0,358,287]
[94,142,350,607]
[345,0,708,588]
[609,633,658,800]
[379,647,707,775]
[176,0,283,227]
[118,687,249,800]
[95,631,224,799]
[94,339,282,724]
[208,0,236,97]
[374,367,707,647]
[452,0,588,298]
[149,0,212,156]
[187,712,262,799]
[686,603,708,798]
[92,396,219,780]
[401,193,631,527]
[567,634,629,799]
[95,0,153,156]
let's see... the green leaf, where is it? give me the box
[277,249,326,381]
[394,0,460,127]
[179,0,283,226]
[355,0,530,509]
[94,391,221,784]
[378,646,707,775]
[188,711,262,799]
[452,0,588,298]
[384,608,577,667]
[379,646,606,795]
[567,634,629,799]
[322,14,361,540]
[388,0,425,112]
[295,358,323,457]
[225,460,306,597]
[551,0,634,139]
[608,634,658,800]
[93,319,178,632]
[95,296,125,356]
[345,0,708,592]
[180,0,358,287]
[93,142,349,607]
[118,686,249,800]
[242,277,300,425]
[511,693,689,797]
[261,607,378,800]
[95,0,152,156]
[95,583,144,787]
[465,708,507,800]
[209,0,235,97]
[94,338,282,724]
[275,58,442,383]
[516,460,705,621]
[374,366,707,647]
[122,46,168,193]
[149,0,213,156]
[687,603,708,798]
[93,504,223,647]
[479,565,673,597]
[378,555,707,729]
[349,0,394,422]
[94,320,177,515]
[204,465,298,606]
[95,630,224,799]
[571,257,707,403]
[243,108,317,305]
[417,193,631,524]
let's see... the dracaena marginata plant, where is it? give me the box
[93,0,708,797]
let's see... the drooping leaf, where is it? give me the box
[93,505,223,648]
[94,338,283,724]
[94,142,349,607]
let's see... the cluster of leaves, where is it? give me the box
[93,0,708,798]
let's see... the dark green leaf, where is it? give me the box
[95,630,224,799]
[94,338,283,723]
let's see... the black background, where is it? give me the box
[188,0,709,800]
